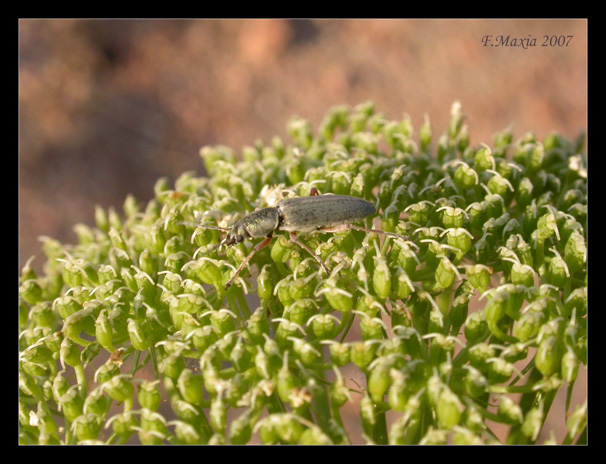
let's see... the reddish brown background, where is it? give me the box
[18,19,587,443]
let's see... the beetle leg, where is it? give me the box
[309,187,320,196]
[225,236,273,289]
[289,231,331,275]
[317,223,411,242]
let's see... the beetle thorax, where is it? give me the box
[226,207,280,246]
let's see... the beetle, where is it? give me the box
[185,188,408,289]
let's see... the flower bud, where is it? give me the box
[29,302,55,329]
[170,399,201,427]
[419,114,432,151]
[190,258,224,287]
[498,283,526,320]
[299,426,333,445]
[483,290,508,325]
[536,211,560,242]
[93,310,114,353]
[447,292,470,338]
[19,279,44,305]
[285,299,317,326]
[351,340,379,371]
[560,346,579,383]
[275,277,295,307]
[521,405,543,441]
[566,402,587,439]
[487,357,514,383]
[255,416,279,444]
[208,394,227,434]
[444,227,473,260]
[309,314,339,340]
[514,309,545,342]
[274,355,295,401]
[464,367,488,398]
[227,409,254,445]
[433,256,457,291]
[273,319,303,350]
[108,411,138,440]
[72,413,103,442]
[329,368,352,409]
[392,267,414,300]
[274,413,305,444]
[359,313,386,341]
[544,251,570,288]
[127,318,150,351]
[19,369,43,399]
[328,342,351,367]
[453,162,479,191]
[270,235,295,264]
[19,300,29,329]
[208,309,237,337]
[51,373,69,403]
[381,202,400,233]
[486,171,514,203]
[327,170,353,196]
[535,336,562,377]
[293,338,323,366]
[254,346,272,379]
[288,273,317,301]
[474,145,495,172]
[468,342,496,370]
[83,388,109,417]
[353,290,379,317]
[176,368,204,406]
[464,311,488,344]
[384,370,407,411]
[171,420,203,444]
[465,264,491,293]
[59,386,84,422]
[497,396,523,424]
[502,342,528,363]
[405,202,431,227]
[59,338,82,368]
[507,261,535,288]
[257,264,274,304]
[436,388,463,429]
[132,269,155,298]
[465,202,485,236]
[138,380,161,411]
[372,257,391,300]
[564,230,586,273]
[94,357,121,385]
[103,374,134,404]
[368,360,391,403]
[317,280,354,313]
[138,410,169,443]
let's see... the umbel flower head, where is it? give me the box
[19,101,586,445]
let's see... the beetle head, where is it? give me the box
[223,221,249,247]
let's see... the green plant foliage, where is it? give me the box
[19,102,587,445]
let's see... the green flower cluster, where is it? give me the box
[19,101,587,445]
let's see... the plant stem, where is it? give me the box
[373,408,388,444]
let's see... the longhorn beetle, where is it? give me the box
[183,188,410,289]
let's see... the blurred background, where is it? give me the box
[18,19,587,443]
